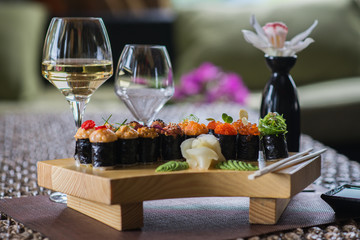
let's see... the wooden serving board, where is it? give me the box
[37,156,321,230]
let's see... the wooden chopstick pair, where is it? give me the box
[248,148,327,180]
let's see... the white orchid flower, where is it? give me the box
[242,15,318,56]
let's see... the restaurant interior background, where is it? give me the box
[0,0,359,161]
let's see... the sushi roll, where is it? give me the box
[89,125,117,169]
[161,123,185,161]
[259,112,289,160]
[74,120,96,165]
[181,121,208,139]
[151,119,166,133]
[207,120,221,137]
[151,119,167,161]
[137,126,160,164]
[115,125,139,166]
[233,118,260,161]
[214,123,237,160]
[128,121,143,130]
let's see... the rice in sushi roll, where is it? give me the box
[89,125,117,169]
[259,112,289,160]
[115,125,139,166]
[74,120,96,165]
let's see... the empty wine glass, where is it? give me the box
[42,17,113,203]
[114,45,174,126]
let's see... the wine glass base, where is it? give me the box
[50,192,67,204]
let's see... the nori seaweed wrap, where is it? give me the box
[214,123,237,160]
[115,125,139,166]
[262,134,288,160]
[236,135,259,161]
[233,119,260,161]
[259,112,289,160]
[161,123,185,161]
[74,120,95,165]
[137,127,159,164]
[89,126,117,169]
[151,119,167,161]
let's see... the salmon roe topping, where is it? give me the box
[184,121,208,136]
[207,121,222,130]
[233,120,260,136]
[178,120,189,131]
[214,123,237,135]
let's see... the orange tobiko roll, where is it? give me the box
[184,121,208,136]
[207,120,221,131]
[214,123,237,136]
[239,123,260,136]
[233,120,260,136]
[214,123,237,160]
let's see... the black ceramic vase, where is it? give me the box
[260,55,300,152]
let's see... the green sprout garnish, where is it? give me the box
[259,112,287,136]
[115,119,128,127]
[206,118,216,122]
[182,114,199,123]
[222,113,233,123]
[102,114,117,129]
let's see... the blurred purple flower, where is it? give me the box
[174,62,249,104]
[193,62,220,83]
[206,73,249,104]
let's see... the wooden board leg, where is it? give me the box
[249,197,291,224]
[67,195,143,231]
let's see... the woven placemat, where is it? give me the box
[0,192,338,240]
[1,111,360,239]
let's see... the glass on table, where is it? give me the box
[41,17,113,203]
[114,44,174,126]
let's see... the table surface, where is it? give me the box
[1,103,360,239]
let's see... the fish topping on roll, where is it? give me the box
[163,123,183,137]
[116,125,139,139]
[89,126,117,143]
[74,120,95,139]
[138,127,159,139]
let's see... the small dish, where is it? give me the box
[321,184,360,215]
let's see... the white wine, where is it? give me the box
[42,59,113,101]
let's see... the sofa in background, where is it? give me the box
[0,0,359,157]
[172,0,360,147]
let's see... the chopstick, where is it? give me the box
[248,148,326,180]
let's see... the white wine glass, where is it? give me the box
[114,45,174,126]
[42,17,113,203]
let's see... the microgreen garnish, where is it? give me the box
[206,118,216,122]
[102,114,113,125]
[182,114,199,123]
[102,114,118,130]
[115,119,127,126]
[259,112,287,137]
[222,113,233,123]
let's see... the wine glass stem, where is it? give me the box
[68,99,90,128]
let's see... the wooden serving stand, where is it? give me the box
[37,156,321,231]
